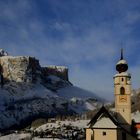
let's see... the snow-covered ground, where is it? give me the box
[0,133,67,140]
[0,119,89,140]
[0,134,66,140]
[0,133,66,140]
[33,138,67,140]
[0,133,31,140]
[35,119,90,132]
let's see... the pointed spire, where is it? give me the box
[120,48,123,60]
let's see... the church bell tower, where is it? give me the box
[114,49,131,125]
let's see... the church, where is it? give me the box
[86,50,139,140]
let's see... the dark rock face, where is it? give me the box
[42,66,69,81]
[41,66,70,91]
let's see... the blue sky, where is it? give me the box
[0,0,140,100]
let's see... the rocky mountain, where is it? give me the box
[131,89,140,112]
[0,49,103,131]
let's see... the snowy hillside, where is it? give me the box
[0,51,103,131]
[0,82,72,131]
[0,82,102,131]
[58,86,101,100]
[58,86,103,113]
[0,119,89,140]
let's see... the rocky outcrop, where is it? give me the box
[0,49,8,57]
[0,56,41,83]
[0,55,69,86]
[42,66,69,81]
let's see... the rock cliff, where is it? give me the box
[42,65,68,81]
[0,56,69,87]
[0,56,40,83]
[0,50,102,131]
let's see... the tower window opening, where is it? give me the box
[122,78,124,81]
[120,87,125,95]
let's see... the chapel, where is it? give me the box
[86,49,140,140]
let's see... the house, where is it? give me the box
[86,49,139,140]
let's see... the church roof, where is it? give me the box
[88,106,118,128]
[114,72,131,77]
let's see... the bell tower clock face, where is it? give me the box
[119,95,127,103]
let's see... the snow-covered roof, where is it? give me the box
[46,65,68,69]
[117,59,128,65]
[88,106,119,128]
[114,72,131,77]
[0,56,33,59]
[93,117,117,128]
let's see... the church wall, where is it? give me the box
[86,129,93,140]
[86,128,137,140]
[86,128,117,140]
[94,129,117,140]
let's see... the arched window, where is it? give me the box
[120,87,125,95]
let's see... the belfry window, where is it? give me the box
[120,87,125,95]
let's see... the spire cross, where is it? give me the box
[120,48,123,60]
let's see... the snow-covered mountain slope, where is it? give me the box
[0,82,102,131]
[0,51,103,131]
[57,86,103,113]
[58,86,100,100]
[0,83,73,131]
